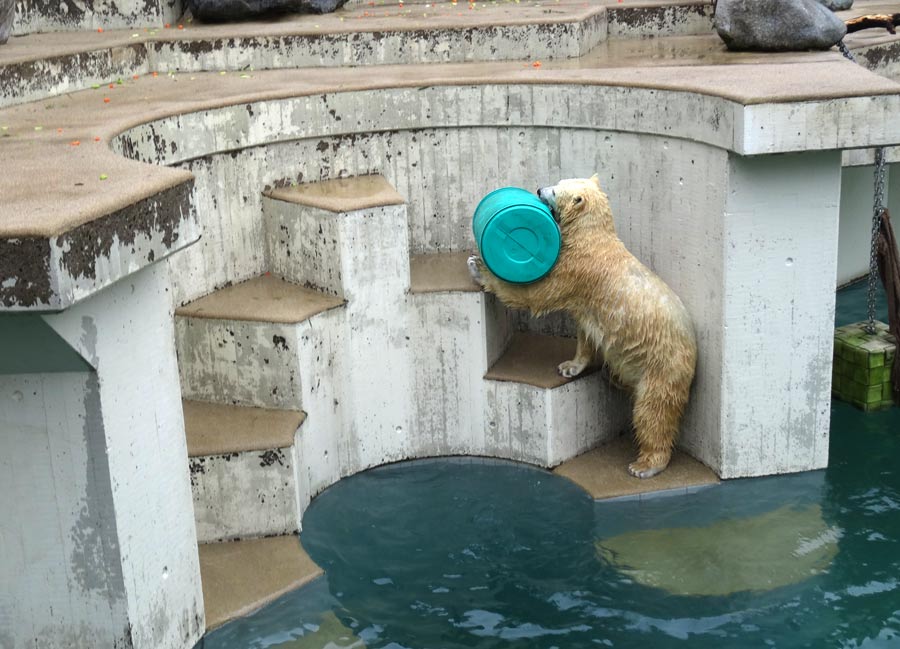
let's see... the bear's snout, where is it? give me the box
[537,186,558,221]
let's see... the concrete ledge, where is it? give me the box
[183,399,305,457]
[554,434,719,500]
[175,275,344,324]
[198,536,322,631]
[409,252,479,294]
[265,174,404,213]
[1,178,198,311]
[485,332,600,389]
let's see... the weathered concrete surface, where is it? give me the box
[184,400,305,542]
[190,447,299,542]
[554,434,719,500]
[1,263,203,649]
[409,252,479,294]
[483,333,631,466]
[2,49,899,310]
[715,151,841,477]
[13,0,183,34]
[606,1,714,38]
[166,120,845,480]
[177,313,305,409]
[183,398,304,456]
[198,535,322,631]
[0,179,198,311]
[406,290,512,459]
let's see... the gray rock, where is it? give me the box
[0,0,14,45]
[817,0,853,11]
[188,0,347,23]
[715,0,848,51]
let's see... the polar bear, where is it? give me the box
[468,175,697,478]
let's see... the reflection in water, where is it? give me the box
[597,505,841,596]
[203,282,900,649]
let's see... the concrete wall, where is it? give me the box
[108,83,859,479]
[0,263,204,649]
[13,0,183,34]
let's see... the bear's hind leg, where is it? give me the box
[627,375,688,479]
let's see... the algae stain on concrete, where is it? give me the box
[70,371,127,602]
[597,505,841,596]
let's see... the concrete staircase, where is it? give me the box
[174,172,631,629]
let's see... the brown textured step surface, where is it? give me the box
[175,275,344,324]
[485,332,599,389]
[199,535,323,631]
[264,174,404,213]
[409,252,480,294]
[554,435,719,500]
[183,400,305,457]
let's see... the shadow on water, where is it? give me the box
[203,281,900,649]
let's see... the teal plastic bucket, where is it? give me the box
[472,187,561,284]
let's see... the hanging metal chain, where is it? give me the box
[838,38,886,334]
[865,147,887,334]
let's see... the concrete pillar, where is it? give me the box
[710,151,841,478]
[0,263,204,649]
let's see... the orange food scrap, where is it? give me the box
[164,23,171,28]
[103,97,111,103]
[152,71,159,77]
[70,140,80,146]
[178,24,184,29]
[97,27,103,33]
[532,60,542,67]
[94,136,101,142]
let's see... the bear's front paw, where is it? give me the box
[467,255,484,286]
[558,360,586,378]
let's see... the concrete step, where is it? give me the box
[184,400,306,543]
[3,3,605,106]
[198,535,322,632]
[409,251,480,294]
[175,274,344,410]
[265,175,413,496]
[553,434,719,501]
[263,174,409,299]
[408,252,514,458]
[483,332,631,467]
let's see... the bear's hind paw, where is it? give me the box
[627,460,668,479]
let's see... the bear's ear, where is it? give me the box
[590,174,601,188]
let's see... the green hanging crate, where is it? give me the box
[832,321,896,411]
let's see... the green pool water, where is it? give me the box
[202,282,899,648]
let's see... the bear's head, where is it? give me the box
[537,175,614,234]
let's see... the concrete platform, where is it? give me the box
[175,275,344,324]
[554,435,719,501]
[198,536,322,631]
[409,252,479,293]
[485,332,600,389]
[265,174,405,213]
[183,399,305,457]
